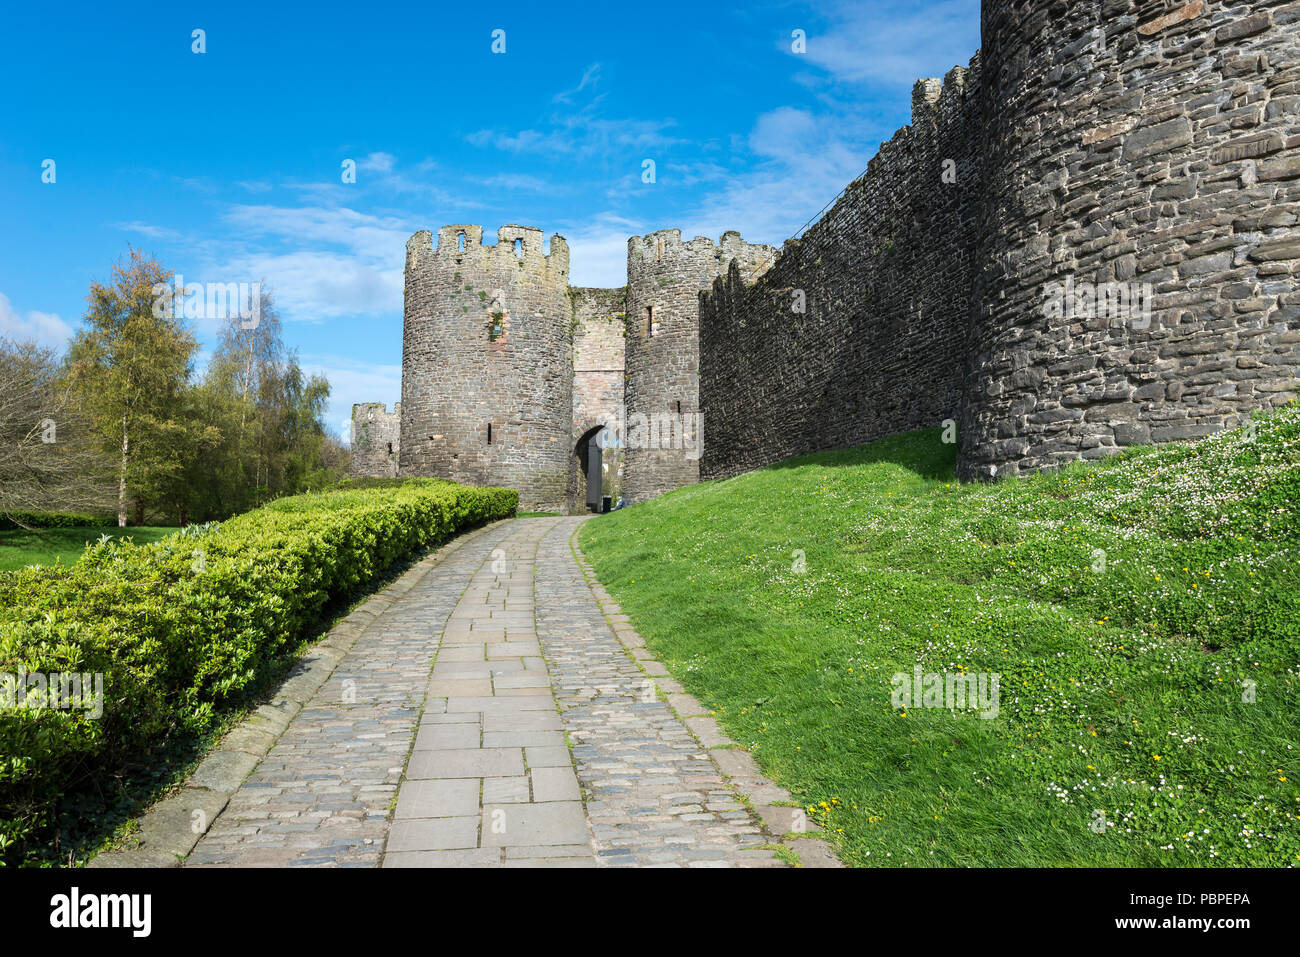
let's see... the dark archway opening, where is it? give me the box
[574,425,606,512]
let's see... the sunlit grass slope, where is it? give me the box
[579,406,1300,866]
[0,526,174,573]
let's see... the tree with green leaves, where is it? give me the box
[65,250,197,526]
[198,286,342,513]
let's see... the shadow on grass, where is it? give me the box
[760,427,957,482]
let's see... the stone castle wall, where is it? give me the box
[568,286,627,511]
[625,230,776,501]
[960,0,1300,479]
[701,1,1299,483]
[349,402,401,478]
[699,64,982,481]
[361,1,1300,503]
[397,225,573,511]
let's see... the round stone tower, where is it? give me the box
[959,0,1300,480]
[623,229,775,504]
[398,225,573,511]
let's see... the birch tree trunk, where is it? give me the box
[117,412,129,527]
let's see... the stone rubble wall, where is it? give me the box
[960,0,1300,479]
[626,229,776,500]
[568,286,627,511]
[397,225,574,512]
[349,402,401,478]
[699,63,983,481]
[700,1,1299,484]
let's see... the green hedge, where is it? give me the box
[0,478,517,863]
[0,511,112,531]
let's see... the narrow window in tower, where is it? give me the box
[514,239,523,259]
[487,423,493,444]
[458,232,465,253]
[645,305,656,337]
[387,442,393,455]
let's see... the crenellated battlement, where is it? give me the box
[352,401,400,416]
[407,224,570,279]
[910,54,979,127]
[628,229,775,270]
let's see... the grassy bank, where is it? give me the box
[0,526,174,573]
[579,406,1300,867]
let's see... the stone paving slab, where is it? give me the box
[533,519,799,868]
[96,515,840,868]
[381,520,597,866]
[180,521,519,868]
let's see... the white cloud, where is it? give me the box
[796,0,979,86]
[561,214,644,288]
[357,152,397,173]
[475,173,553,193]
[468,65,683,159]
[679,106,878,246]
[0,291,75,350]
[553,63,603,104]
[114,221,182,239]
[202,205,414,320]
[299,354,402,442]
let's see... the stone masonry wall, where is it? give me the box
[699,64,983,481]
[959,0,1300,479]
[349,402,401,478]
[700,1,1299,485]
[625,230,776,501]
[568,286,627,512]
[370,1,1300,502]
[398,225,573,511]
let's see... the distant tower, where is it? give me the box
[349,402,401,478]
[622,230,776,503]
[398,225,573,512]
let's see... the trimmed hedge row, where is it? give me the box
[0,511,112,531]
[0,478,517,862]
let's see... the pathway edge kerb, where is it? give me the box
[566,521,845,869]
[86,519,512,870]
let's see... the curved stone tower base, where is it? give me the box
[398,225,573,512]
[959,0,1300,480]
[623,229,775,503]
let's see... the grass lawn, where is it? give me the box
[0,526,175,572]
[579,405,1300,867]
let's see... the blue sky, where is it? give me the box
[0,0,979,440]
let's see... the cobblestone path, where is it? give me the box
[184,517,797,868]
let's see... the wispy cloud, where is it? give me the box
[677,105,882,247]
[793,0,979,86]
[469,117,684,157]
[561,212,645,287]
[113,221,182,239]
[474,172,555,193]
[468,65,685,160]
[553,63,602,104]
[197,204,414,321]
[357,152,397,174]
